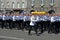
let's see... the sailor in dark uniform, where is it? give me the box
[39,15,44,34]
[43,14,50,31]
[53,16,60,33]
[18,14,24,30]
[12,14,16,29]
[22,14,30,30]
[15,15,19,29]
[1,14,6,29]
[58,16,60,33]
[26,15,30,30]
[35,15,41,35]
[4,13,9,29]
[15,14,23,30]
[43,15,48,31]
[0,14,3,28]
[5,13,12,29]
[22,15,26,30]
[48,15,55,33]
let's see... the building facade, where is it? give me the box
[0,0,60,13]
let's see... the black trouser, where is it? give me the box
[0,19,2,28]
[48,21,59,33]
[15,20,20,30]
[48,22,55,33]
[5,20,12,29]
[43,21,47,30]
[35,21,44,34]
[19,20,23,30]
[22,21,30,30]
[43,21,50,31]
[28,25,38,35]
[1,20,5,29]
[39,21,44,33]
[16,20,23,30]
[54,21,59,33]
[12,21,16,29]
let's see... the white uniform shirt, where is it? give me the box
[51,16,55,22]
[3,15,5,20]
[13,16,15,21]
[36,16,40,21]
[23,16,26,22]
[30,16,37,26]
[43,16,48,21]
[15,16,20,20]
[59,16,60,21]
[0,15,2,19]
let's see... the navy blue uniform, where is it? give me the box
[53,16,60,33]
[15,15,23,30]
[1,15,6,29]
[48,16,60,33]
[22,16,30,30]
[43,15,50,31]
[5,15,12,29]
[0,15,3,28]
[18,15,24,30]
[12,15,16,29]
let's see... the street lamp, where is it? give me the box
[40,0,45,11]
[31,0,35,8]
[49,0,55,10]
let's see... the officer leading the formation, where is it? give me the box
[28,15,38,35]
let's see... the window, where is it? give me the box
[12,2,15,8]
[41,0,44,4]
[1,2,4,8]
[49,0,54,6]
[7,2,9,8]
[31,0,35,6]
[40,0,45,6]
[17,2,20,8]
[50,0,54,3]
[22,2,24,8]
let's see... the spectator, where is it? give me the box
[48,9,55,14]
[30,9,35,13]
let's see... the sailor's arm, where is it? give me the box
[31,17,37,21]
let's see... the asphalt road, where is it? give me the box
[0,28,60,40]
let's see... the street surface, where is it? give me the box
[0,28,60,40]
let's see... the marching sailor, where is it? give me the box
[15,14,23,30]
[0,14,3,28]
[53,16,60,33]
[5,13,12,29]
[19,14,24,30]
[22,14,30,30]
[28,15,38,35]
[12,14,16,29]
[48,15,55,33]
[43,14,50,31]
[39,15,44,34]
[2,14,6,29]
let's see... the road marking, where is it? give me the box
[0,36,24,40]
